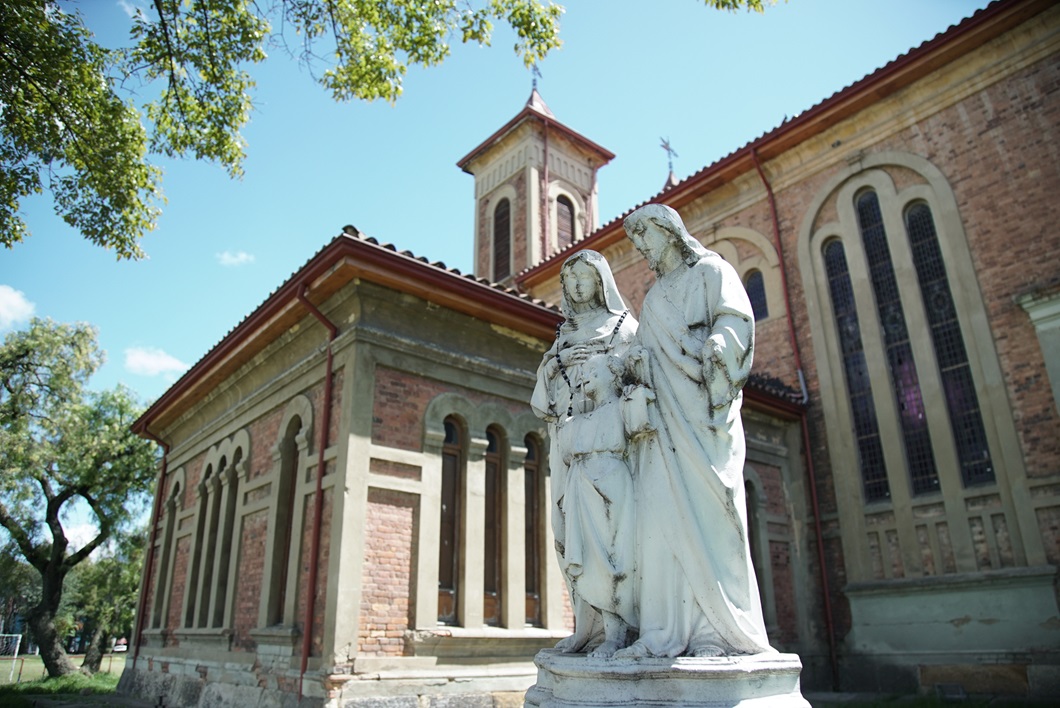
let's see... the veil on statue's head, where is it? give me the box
[559,249,628,320]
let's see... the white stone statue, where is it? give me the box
[613,203,774,659]
[531,250,639,658]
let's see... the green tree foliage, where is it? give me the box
[0,319,157,677]
[0,542,41,638]
[68,531,145,674]
[0,0,772,260]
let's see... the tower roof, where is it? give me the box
[457,89,614,174]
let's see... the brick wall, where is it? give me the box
[296,486,333,657]
[234,509,269,649]
[359,489,417,656]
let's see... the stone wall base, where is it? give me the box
[524,649,810,707]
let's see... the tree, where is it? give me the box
[0,542,41,639]
[0,0,772,260]
[68,531,146,674]
[0,319,157,677]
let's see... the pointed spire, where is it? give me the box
[526,87,555,118]
[662,170,680,192]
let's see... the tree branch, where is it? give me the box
[0,39,95,170]
[152,0,191,126]
[0,503,46,570]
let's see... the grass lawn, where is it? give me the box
[0,654,126,707]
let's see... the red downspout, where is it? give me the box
[751,148,839,689]
[296,283,338,695]
[133,432,169,666]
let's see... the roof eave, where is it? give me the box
[133,235,561,440]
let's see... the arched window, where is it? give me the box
[556,195,575,251]
[267,416,302,626]
[196,456,226,628]
[801,155,1022,582]
[210,449,241,628]
[824,239,890,502]
[185,464,213,627]
[152,480,182,628]
[483,428,504,626]
[438,417,463,625]
[524,436,542,626]
[904,203,994,487]
[493,199,511,281]
[744,270,768,321]
[855,190,939,496]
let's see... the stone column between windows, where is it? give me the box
[504,444,528,629]
[461,435,489,628]
[418,429,445,629]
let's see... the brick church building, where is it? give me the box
[121,0,1060,704]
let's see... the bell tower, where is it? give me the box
[458,90,614,285]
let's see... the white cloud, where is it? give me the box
[125,346,189,378]
[64,522,100,555]
[216,250,256,267]
[117,0,146,19]
[0,285,35,330]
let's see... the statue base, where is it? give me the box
[524,648,810,707]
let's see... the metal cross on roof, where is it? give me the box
[660,137,679,172]
[531,64,543,90]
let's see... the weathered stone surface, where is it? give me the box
[525,649,809,707]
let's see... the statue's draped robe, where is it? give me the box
[532,311,638,646]
[631,253,773,657]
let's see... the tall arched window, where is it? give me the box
[483,428,504,626]
[801,155,1022,582]
[210,450,240,628]
[904,202,994,487]
[185,464,213,627]
[855,190,939,496]
[524,436,542,626]
[493,199,511,281]
[152,479,182,628]
[556,195,575,251]
[744,270,768,321]
[438,417,463,625]
[824,239,890,502]
[196,456,226,627]
[267,416,302,626]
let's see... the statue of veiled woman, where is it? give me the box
[531,250,638,658]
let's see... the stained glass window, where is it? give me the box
[856,191,940,495]
[824,239,891,502]
[745,270,768,321]
[905,203,994,487]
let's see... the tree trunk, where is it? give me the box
[28,566,75,677]
[28,606,75,677]
[80,625,105,674]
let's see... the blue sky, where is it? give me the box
[2,0,992,406]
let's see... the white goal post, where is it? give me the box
[0,633,23,682]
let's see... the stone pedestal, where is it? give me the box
[524,649,810,707]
